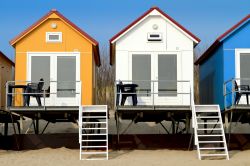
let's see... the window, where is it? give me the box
[57,56,76,97]
[147,33,162,41]
[240,53,250,85]
[46,32,62,43]
[31,56,50,89]
[132,54,151,96]
[158,54,177,96]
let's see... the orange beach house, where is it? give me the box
[10,9,100,106]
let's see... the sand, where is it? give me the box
[0,148,250,166]
[1,109,250,165]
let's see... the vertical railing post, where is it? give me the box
[114,81,117,109]
[152,80,154,106]
[79,81,82,106]
[5,81,9,111]
[224,82,226,110]
[190,81,191,107]
[43,89,46,110]
[231,79,234,107]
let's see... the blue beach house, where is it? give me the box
[195,14,250,111]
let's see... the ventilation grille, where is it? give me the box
[147,33,162,41]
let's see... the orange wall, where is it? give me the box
[0,57,13,108]
[14,13,95,105]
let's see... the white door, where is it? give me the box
[27,52,80,106]
[154,52,182,105]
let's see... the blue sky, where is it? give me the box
[0,0,250,61]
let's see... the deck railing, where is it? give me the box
[5,80,82,110]
[114,80,192,108]
[224,78,250,110]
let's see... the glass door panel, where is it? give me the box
[57,56,76,98]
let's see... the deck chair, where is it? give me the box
[234,81,250,105]
[24,78,45,106]
[116,81,138,106]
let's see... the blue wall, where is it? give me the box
[223,21,250,109]
[199,20,250,111]
[199,45,224,109]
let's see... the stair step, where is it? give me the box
[196,110,219,113]
[200,147,225,150]
[199,141,224,143]
[83,110,107,113]
[200,153,227,157]
[81,158,108,160]
[82,116,106,118]
[197,128,222,130]
[198,134,223,137]
[82,122,106,124]
[82,128,107,130]
[81,152,107,155]
[82,146,107,148]
[197,122,221,125]
[82,140,107,142]
[81,134,107,136]
[197,116,219,119]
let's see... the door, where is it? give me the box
[55,55,79,106]
[235,50,250,104]
[129,52,182,105]
[154,53,182,105]
[28,52,80,106]
[131,54,153,105]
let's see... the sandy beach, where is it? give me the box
[1,111,250,165]
[0,148,249,166]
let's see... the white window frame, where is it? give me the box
[46,32,62,43]
[27,52,81,106]
[235,49,250,79]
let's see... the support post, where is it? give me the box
[35,118,39,134]
[115,112,120,150]
[185,113,190,134]
[4,122,8,136]
[224,112,229,133]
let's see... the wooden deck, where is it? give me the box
[225,104,250,113]
[223,104,250,124]
[115,105,191,122]
[6,106,79,123]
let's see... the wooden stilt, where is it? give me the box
[115,112,120,150]
[4,122,8,136]
[224,112,229,133]
[186,113,190,134]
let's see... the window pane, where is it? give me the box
[57,56,76,97]
[158,54,177,96]
[240,53,250,86]
[49,35,59,40]
[31,56,50,89]
[132,54,151,97]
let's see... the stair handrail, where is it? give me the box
[190,86,198,146]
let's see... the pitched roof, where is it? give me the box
[0,51,15,66]
[109,7,200,65]
[195,14,250,65]
[10,9,100,66]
